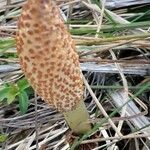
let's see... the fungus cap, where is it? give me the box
[16,0,83,112]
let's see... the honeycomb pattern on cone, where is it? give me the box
[16,0,83,112]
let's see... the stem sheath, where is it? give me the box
[63,100,91,134]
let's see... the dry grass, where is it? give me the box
[0,0,150,149]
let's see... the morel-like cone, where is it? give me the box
[16,0,91,134]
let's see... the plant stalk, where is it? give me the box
[63,100,91,134]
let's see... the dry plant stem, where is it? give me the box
[109,50,128,149]
[2,0,11,24]
[86,0,100,25]
[76,33,150,45]
[80,59,150,64]
[95,0,106,38]
[80,39,137,57]
[82,74,122,137]
[34,94,39,149]
[81,134,150,144]
[64,100,91,134]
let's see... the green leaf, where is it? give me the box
[17,79,30,91]
[0,87,10,102]
[7,85,19,104]
[7,93,17,104]
[18,91,29,114]
[0,134,8,143]
[0,84,19,104]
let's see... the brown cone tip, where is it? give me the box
[16,0,83,112]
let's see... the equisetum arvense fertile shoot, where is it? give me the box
[16,0,91,134]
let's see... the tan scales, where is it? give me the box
[16,0,83,112]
